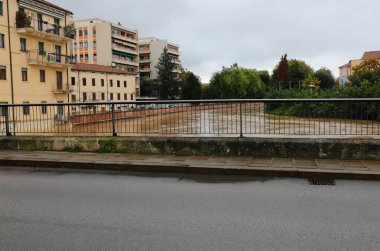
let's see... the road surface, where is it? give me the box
[1,167,380,250]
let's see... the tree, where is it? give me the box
[140,78,157,97]
[208,66,265,99]
[302,76,321,91]
[181,71,202,100]
[352,59,380,75]
[155,48,181,99]
[274,54,288,88]
[287,59,314,82]
[313,68,335,89]
[258,70,271,86]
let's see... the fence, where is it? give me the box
[0,99,379,137]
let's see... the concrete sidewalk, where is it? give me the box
[0,151,380,180]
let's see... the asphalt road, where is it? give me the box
[1,167,380,251]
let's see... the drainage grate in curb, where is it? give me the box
[308,179,336,186]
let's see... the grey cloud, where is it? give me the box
[52,0,380,82]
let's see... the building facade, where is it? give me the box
[70,63,137,105]
[339,51,380,86]
[139,37,181,79]
[72,18,139,75]
[0,0,74,108]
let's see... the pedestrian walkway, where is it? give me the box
[0,151,379,180]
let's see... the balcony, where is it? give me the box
[140,68,151,73]
[172,58,181,65]
[111,32,137,44]
[16,12,74,43]
[52,84,74,94]
[139,49,150,54]
[168,48,180,56]
[113,56,139,67]
[139,58,151,63]
[28,50,74,68]
[112,44,138,55]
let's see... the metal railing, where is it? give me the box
[0,99,379,137]
[28,50,74,66]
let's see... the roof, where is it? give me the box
[34,0,73,15]
[339,63,350,68]
[72,63,135,75]
[361,51,380,60]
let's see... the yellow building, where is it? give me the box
[0,0,74,108]
[339,51,380,86]
[70,63,137,113]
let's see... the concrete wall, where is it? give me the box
[0,136,379,160]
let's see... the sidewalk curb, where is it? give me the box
[1,159,380,181]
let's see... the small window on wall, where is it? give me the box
[40,69,45,82]
[124,81,127,88]
[117,93,120,100]
[21,68,28,81]
[71,77,75,85]
[101,93,105,100]
[83,92,87,101]
[0,1,3,16]
[130,94,134,100]
[124,93,127,100]
[23,102,30,115]
[0,33,5,48]
[110,93,114,100]
[71,94,76,102]
[83,78,87,86]
[41,101,47,114]
[92,78,96,86]
[20,38,27,52]
[0,65,6,80]
[110,80,113,87]
[92,93,96,101]
[117,80,120,87]
[101,79,104,87]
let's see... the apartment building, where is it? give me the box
[0,0,74,109]
[70,63,136,108]
[72,18,139,75]
[339,51,380,86]
[139,37,181,79]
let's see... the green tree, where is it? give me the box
[208,66,265,99]
[181,71,202,100]
[287,59,314,82]
[140,78,157,97]
[313,68,335,89]
[258,70,271,86]
[352,59,380,75]
[155,48,180,99]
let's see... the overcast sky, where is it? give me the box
[52,0,380,82]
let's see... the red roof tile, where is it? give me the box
[72,63,135,75]
[361,51,380,60]
[34,0,73,15]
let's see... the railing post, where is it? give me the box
[4,105,12,136]
[111,103,117,136]
[239,102,243,138]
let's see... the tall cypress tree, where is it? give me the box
[155,48,180,100]
[275,54,288,89]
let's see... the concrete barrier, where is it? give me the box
[0,136,379,160]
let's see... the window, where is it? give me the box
[84,30,88,36]
[0,65,6,80]
[38,42,44,54]
[0,1,3,16]
[117,80,120,87]
[57,101,64,115]
[21,68,28,81]
[40,70,45,82]
[101,93,105,100]
[83,92,87,101]
[79,30,83,36]
[93,29,96,35]
[71,77,75,85]
[93,42,97,48]
[124,81,127,88]
[130,94,134,100]
[0,33,4,48]
[93,53,97,60]
[92,78,95,86]
[92,93,96,101]
[84,54,88,60]
[71,94,76,102]
[117,93,120,100]
[41,101,47,114]
[82,78,87,86]
[124,93,127,100]
[110,93,113,100]
[56,71,62,90]
[101,79,104,87]
[110,79,113,87]
[23,102,30,115]
[20,38,26,52]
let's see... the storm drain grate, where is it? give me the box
[308,179,336,186]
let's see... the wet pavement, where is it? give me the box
[0,151,380,180]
